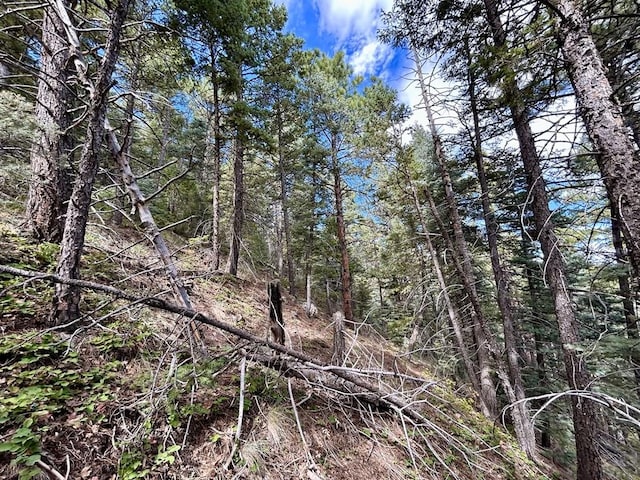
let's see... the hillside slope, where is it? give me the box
[0,207,558,480]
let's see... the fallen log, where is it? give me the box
[0,264,435,426]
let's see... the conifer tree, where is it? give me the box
[27,1,72,242]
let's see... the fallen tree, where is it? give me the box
[0,264,434,421]
[2,264,555,478]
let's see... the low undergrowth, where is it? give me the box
[0,221,559,480]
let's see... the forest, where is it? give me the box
[0,0,639,479]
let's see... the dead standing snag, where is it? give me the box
[268,280,285,347]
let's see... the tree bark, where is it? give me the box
[466,48,536,457]
[227,77,245,276]
[484,0,603,476]
[209,48,222,271]
[550,0,640,287]
[103,118,204,345]
[276,101,295,294]
[53,11,202,343]
[331,133,354,324]
[268,280,285,346]
[27,1,71,243]
[401,164,487,416]
[52,0,132,325]
[332,310,346,365]
[412,47,498,420]
[610,203,640,401]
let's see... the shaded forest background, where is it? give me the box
[1,0,639,479]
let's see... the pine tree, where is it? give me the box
[53,0,133,324]
[27,1,72,242]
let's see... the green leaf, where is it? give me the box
[18,466,42,480]
[24,453,41,466]
[0,442,19,453]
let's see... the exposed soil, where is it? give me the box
[0,219,559,480]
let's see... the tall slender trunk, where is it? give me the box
[274,201,284,274]
[551,0,640,287]
[306,274,313,309]
[227,77,245,276]
[304,159,319,303]
[483,0,602,476]
[611,203,640,400]
[27,1,71,242]
[466,48,536,456]
[331,133,353,323]
[276,102,295,294]
[524,253,552,448]
[401,163,488,415]
[53,0,132,324]
[210,51,222,270]
[411,47,498,420]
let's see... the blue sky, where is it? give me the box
[273,0,443,133]
[273,1,581,168]
[274,0,420,110]
[278,1,402,78]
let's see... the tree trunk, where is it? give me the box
[606,63,640,150]
[304,274,317,317]
[412,47,498,420]
[402,164,487,416]
[27,1,71,243]
[466,48,536,457]
[209,51,222,271]
[611,203,640,401]
[551,0,640,288]
[268,281,285,347]
[332,311,346,365]
[276,102,295,294]
[524,255,552,448]
[227,79,245,276]
[483,0,603,476]
[274,201,284,274]
[52,0,132,324]
[331,133,354,324]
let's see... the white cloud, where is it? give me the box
[313,0,395,76]
[349,40,394,77]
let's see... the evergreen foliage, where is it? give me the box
[1,0,639,477]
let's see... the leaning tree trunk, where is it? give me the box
[466,46,536,457]
[52,4,202,343]
[104,118,204,346]
[551,0,640,289]
[331,134,354,325]
[401,163,487,416]
[483,0,603,476]
[27,0,71,243]
[411,47,498,420]
[52,0,132,325]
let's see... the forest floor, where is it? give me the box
[0,199,563,480]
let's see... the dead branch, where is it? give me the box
[224,357,246,470]
[0,264,436,427]
[287,378,323,479]
[50,0,203,349]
